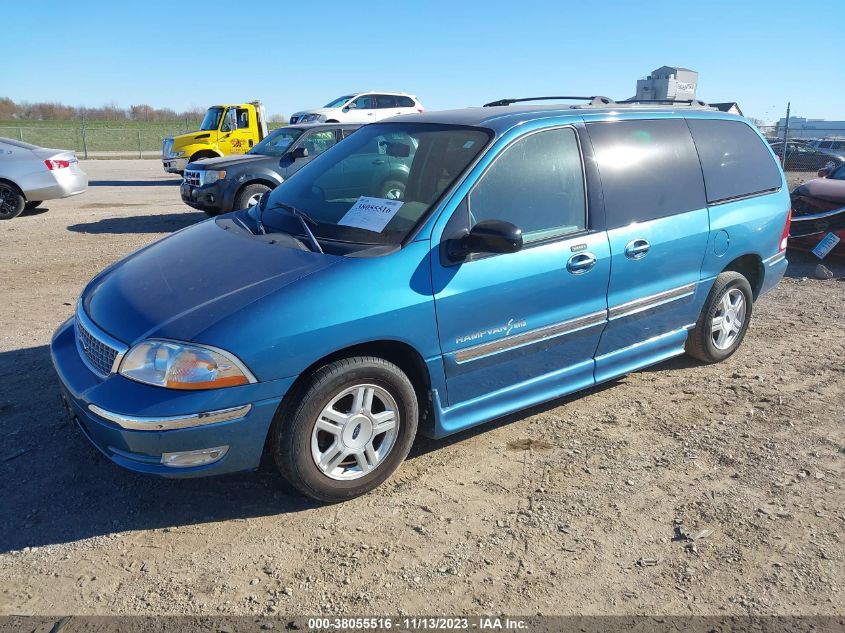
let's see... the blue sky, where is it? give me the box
[2,0,840,123]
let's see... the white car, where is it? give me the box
[290,92,424,125]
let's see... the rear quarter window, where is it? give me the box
[397,96,416,108]
[586,119,707,229]
[687,119,782,204]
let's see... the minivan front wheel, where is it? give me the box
[686,271,753,363]
[272,357,418,502]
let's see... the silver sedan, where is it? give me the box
[0,137,88,220]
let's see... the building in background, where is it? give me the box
[635,66,698,101]
[776,116,845,139]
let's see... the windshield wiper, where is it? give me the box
[267,202,324,254]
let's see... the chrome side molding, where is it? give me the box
[608,282,696,321]
[455,311,607,364]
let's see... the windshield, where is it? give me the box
[199,107,224,131]
[262,123,491,246]
[324,95,355,108]
[248,127,304,156]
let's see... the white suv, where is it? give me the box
[289,92,424,125]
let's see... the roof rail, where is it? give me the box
[615,98,712,108]
[483,96,615,108]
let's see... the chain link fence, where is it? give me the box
[0,121,288,159]
[757,122,845,190]
[0,123,198,158]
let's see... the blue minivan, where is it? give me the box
[51,98,791,501]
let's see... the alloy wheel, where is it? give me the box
[711,288,746,350]
[310,384,400,481]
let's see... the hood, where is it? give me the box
[794,177,845,205]
[172,130,217,149]
[82,219,339,345]
[292,108,333,117]
[187,153,273,170]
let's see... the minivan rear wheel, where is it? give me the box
[685,271,753,363]
[271,356,418,502]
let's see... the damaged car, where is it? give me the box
[790,162,845,255]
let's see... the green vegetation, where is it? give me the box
[0,119,287,156]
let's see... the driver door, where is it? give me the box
[217,107,254,155]
[347,95,376,123]
[431,126,610,410]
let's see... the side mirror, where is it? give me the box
[290,146,309,160]
[449,219,523,259]
[818,167,831,178]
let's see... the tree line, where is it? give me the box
[0,97,285,123]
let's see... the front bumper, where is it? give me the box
[163,157,189,174]
[50,318,293,478]
[180,180,234,213]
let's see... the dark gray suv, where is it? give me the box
[181,123,360,216]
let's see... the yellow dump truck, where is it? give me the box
[162,101,269,173]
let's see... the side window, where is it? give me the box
[687,119,782,203]
[469,127,586,243]
[587,119,706,229]
[397,96,415,108]
[376,95,397,109]
[341,128,358,140]
[301,130,337,157]
[236,108,250,129]
[353,95,374,110]
[819,141,832,149]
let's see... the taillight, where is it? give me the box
[779,209,792,252]
[417,107,425,113]
[44,159,70,170]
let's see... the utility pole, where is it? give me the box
[81,111,89,160]
[780,102,790,165]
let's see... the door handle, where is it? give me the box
[372,159,385,165]
[624,238,650,260]
[567,252,597,275]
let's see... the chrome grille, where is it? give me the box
[74,305,128,378]
[183,170,201,187]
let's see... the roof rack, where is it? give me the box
[483,96,615,107]
[482,96,716,110]
[615,98,712,108]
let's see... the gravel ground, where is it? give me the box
[0,160,843,616]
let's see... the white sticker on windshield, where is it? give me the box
[338,196,404,233]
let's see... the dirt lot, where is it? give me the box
[0,160,843,617]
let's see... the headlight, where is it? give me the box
[170,150,185,158]
[301,113,324,123]
[201,170,226,185]
[118,340,255,389]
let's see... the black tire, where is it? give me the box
[24,200,43,211]
[235,183,270,211]
[0,183,25,220]
[271,356,419,502]
[378,178,406,201]
[685,271,754,363]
